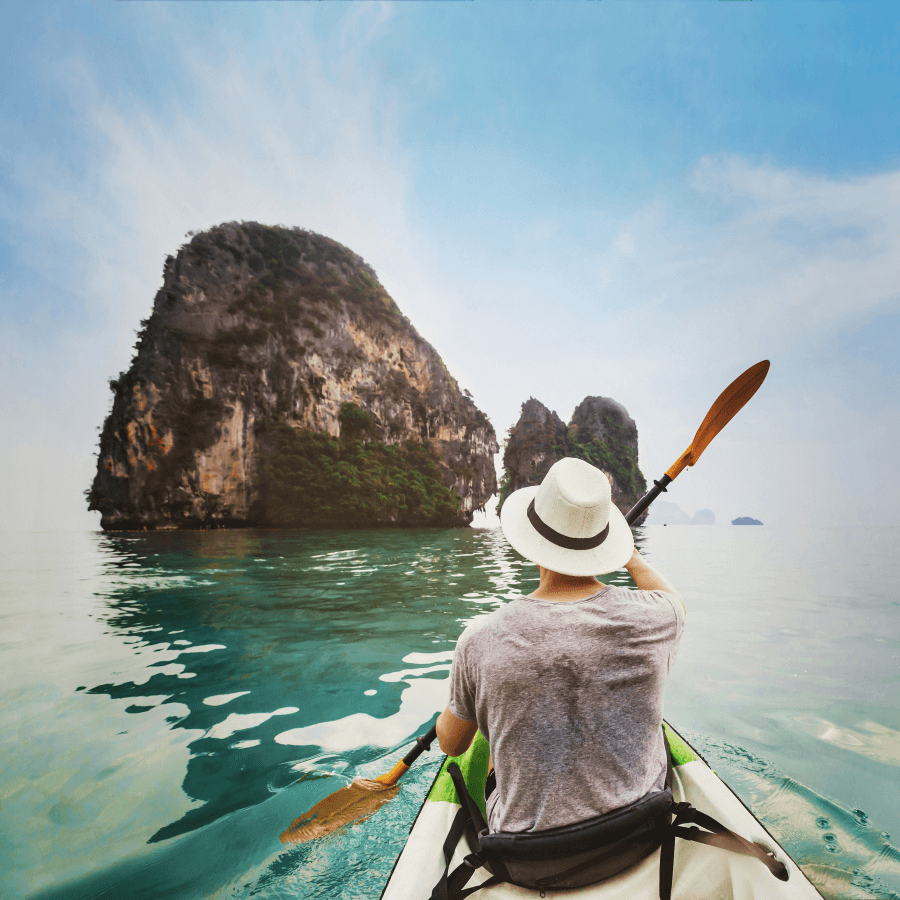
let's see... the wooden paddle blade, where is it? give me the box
[666,360,769,480]
[280,778,400,844]
[691,360,770,457]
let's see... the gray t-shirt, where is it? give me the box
[448,585,684,834]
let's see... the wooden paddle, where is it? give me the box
[280,359,770,842]
[623,359,770,524]
[280,732,438,843]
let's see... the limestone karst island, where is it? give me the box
[499,397,648,524]
[88,222,647,531]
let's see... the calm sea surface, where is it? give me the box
[2,525,899,900]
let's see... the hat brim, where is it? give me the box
[500,485,635,577]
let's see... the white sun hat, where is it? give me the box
[500,457,635,577]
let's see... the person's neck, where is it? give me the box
[528,566,605,602]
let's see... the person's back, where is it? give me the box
[436,457,686,834]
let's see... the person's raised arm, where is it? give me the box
[625,549,685,614]
[437,706,479,757]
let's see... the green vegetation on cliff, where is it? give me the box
[498,397,646,518]
[255,417,461,527]
[217,224,407,332]
[571,414,646,500]
[497,418,644,510]
[496,470,514,512]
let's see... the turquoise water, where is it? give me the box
[2,526,898,899]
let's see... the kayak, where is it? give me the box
[380,723,825,899]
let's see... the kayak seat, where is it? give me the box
[431,730,788,900]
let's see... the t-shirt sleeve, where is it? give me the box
[663,590,686,642]
[624,587,685,673]
[650,589,685,671]
[448,628,477,722]
[629,587,684,637]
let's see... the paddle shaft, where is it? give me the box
[624,475,672,526]
[375,724,438,785]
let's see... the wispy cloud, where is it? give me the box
[688,154,900,337]
[608,157,900,525]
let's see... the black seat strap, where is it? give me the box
[671,806,789,881]
[431,843,501,900]
[659,732,678,900]
[447,763,489,838]
[659,802,690,900]
[430,806,468,900]
[448,858,503,899]
[434,763,514,900]
[431,811,503,900]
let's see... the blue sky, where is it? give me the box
[2,1,899,530]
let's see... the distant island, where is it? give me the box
[87,222,498,530]
[644,501,715,526]
[732,517,764,525]
[498,396,648,524]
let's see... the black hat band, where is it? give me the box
[527,498,610,550]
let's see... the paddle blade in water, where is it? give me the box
[280,778,400,844]
[666,360,770,480]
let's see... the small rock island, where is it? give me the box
[499,396,647,523]
[88,222,498,530]
[732,517,764,526]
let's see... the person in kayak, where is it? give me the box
[436,456,686,834]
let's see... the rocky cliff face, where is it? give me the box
[499,396,647,523]
[499,399,572,501]
[88,222,498,530]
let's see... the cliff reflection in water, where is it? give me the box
[80,527,525,844]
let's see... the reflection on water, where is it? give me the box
[792,716,900,767]
[72,529,528,848]
[6,527,537,898]
[2,526,899,900]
